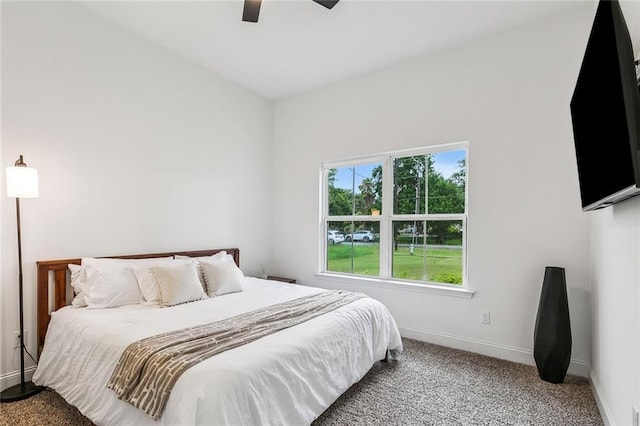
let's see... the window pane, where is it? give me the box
[428,150,466,214]
[393,155,427,215]
[328,163,383,216]
[392,220,463,284]
[326,221,379,276]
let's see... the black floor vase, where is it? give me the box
[534,266,572,384]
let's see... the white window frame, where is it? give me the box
[318,142,473,298]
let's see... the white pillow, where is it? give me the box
[200,252,245,296]
[149,262,207,307]
[69,263,88,308]
[133,259,192,305]
[174,250,227,293]
[83,257,172,309]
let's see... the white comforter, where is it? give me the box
[34,278,403,425]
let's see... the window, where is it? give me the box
[320,143,467,288]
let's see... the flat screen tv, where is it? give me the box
[570,0,640,211]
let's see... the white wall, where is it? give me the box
[272,6,594,373]
[0,2,272,385]
[590,2,640,424]
[590,198,640,426]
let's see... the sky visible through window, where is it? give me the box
[333,150,465,192]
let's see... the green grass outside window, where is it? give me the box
[327,244,462,284]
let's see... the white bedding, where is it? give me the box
[33,278,403,425]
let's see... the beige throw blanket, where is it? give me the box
[107,290,365,420]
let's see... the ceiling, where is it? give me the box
[80,0,592,100]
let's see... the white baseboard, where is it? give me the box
[589,371,614,426]
[399,325,590,377]
[0,366,37,391]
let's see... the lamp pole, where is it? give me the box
[16,196,26,387]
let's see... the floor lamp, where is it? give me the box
[1,155,43,402]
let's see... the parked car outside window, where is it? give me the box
[328,230,345,245]
[344,230,377,243]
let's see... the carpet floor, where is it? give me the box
[0,338,602,426]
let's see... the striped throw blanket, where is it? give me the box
[107,290,365,419]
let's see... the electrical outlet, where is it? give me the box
[632,406,639,426]
[481,311,491,324]
[13,331,27,349]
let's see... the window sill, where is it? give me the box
[314,273,475,299]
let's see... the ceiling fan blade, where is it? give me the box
[312,0,340,9]
[243,0,261,23]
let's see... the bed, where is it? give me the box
[33,248,403,425]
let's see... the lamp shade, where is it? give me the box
[6,166,39,198]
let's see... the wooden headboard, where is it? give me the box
[36,248,240,357]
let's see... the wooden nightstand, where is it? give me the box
[266,275,297,284]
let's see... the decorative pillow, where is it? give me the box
[174,252,228,292]
[69,263,88,308]
[149,262,207,307]
[200,252,245,296]
[133,259,192,305]
[83,257,172,309]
